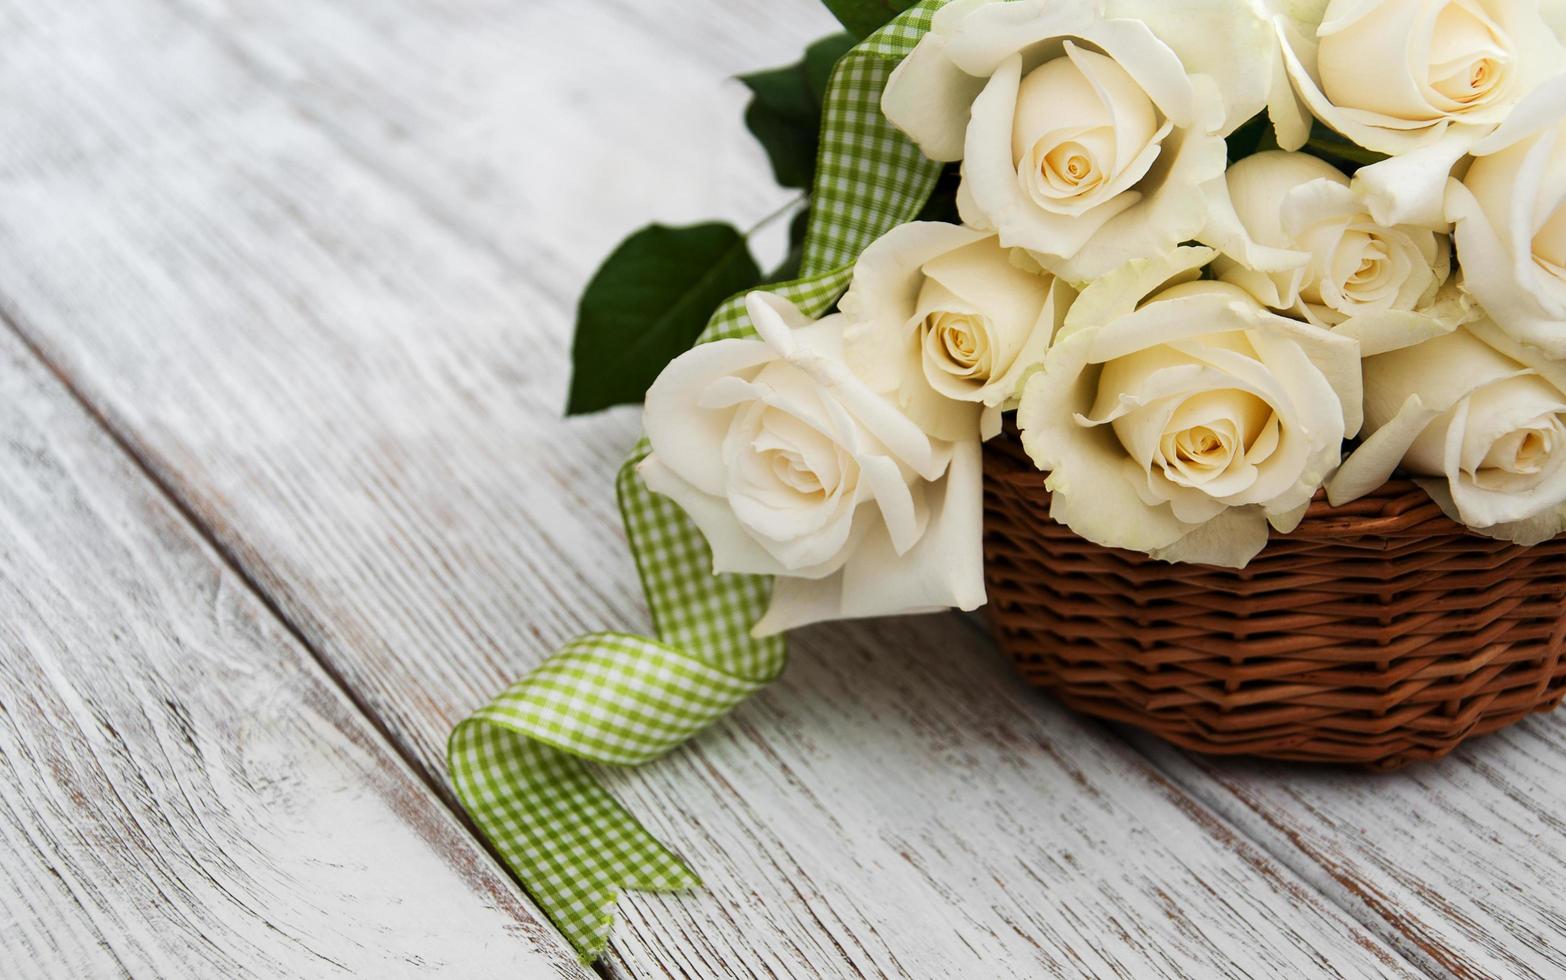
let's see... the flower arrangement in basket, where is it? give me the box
[450,0,1566,961]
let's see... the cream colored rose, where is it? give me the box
[839,222,1074,443]
[1017,246,1362,567]
[1445,84,1566,356]
[1329,319,1566,541]
[1206,150,1470,349]
[638,293,985,635]
[881,0,1227,282]
[1269,0,1566,225]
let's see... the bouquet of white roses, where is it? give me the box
[574,0,1566,634]
[459,0,1566,960]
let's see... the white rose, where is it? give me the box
[881,0,1228,282]
[1445,83,1566,356]
[1206,150,1470,349]
[838,222,1075,443]
[1269,0,1566,226]
[638,293,985,635]
[1329,319,1566,541]
[1016,246,1362,567]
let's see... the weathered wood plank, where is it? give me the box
[597,617,1426,978]
[0,327,588,978]
[0,0,1429,976]
[1134,720,1566,979]
[163,0,819,275]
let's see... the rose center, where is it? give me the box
[922,311,993,379]
[1152,388,1278,491]
[768,448,825,496]
[1469,58,1493,93]
[740,406,847,508]
[1042,142,1103,194]
[1349,248,1386,286]
[1009,42,1165,216]
[1518,429,1548,468]
[1480,420,1560,480]
[1425,3,1512,112]
[1168,424,1231,469]
[1320,227,1413,312]
[1432,55,1505,106]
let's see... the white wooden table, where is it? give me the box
[2,1,1564,977]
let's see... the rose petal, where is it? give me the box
[1315,0,1443,124]
[1328,393,1441,504]
[1101,0,1277,134]
[1418,475,1566,544]
[1151,505,1270,568]
[643,337,777,495]
[839,436,987,617]
[1353,132,1476,228]
[751,435,987,636]
[1361,325,1522,433]
[1447,179,1566,356]
[1473,72,1566,154]
[639,455,802,578]
[1018,331,1193,553]
[940,0,1101,76]
[1332,306,1459,357]
[1075,17,1197,126]
[1047,112,1228,282]
[986,277,1075,405]
[1058,245,1214,343]
[881,31,988,163]
[751,572,847,636]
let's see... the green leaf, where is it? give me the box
[914,164,963,225]
[1225,110,1277,165]
[740,34,855,189]
[566,223,761,415]
[1304,121,1390,171]
[820,0,917,39]
[802,34,852,104]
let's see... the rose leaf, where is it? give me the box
[819,0,918,39]
[566,222,761,415]
[740,33,855,189]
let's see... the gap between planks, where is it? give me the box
[0,294,590,975]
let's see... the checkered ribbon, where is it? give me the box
[448,2,944,962]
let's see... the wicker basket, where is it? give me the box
[982,428,1566,769]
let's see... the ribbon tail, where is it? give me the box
[447,632,769,961]
[448,719,698,963]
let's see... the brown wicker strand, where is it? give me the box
[981,428,1566,769]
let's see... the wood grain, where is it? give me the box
[597,616,1424,978]
[0,0,1498,975]
[1135,722,1566,979]
[0,328,588,977]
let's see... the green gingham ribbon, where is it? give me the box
[448,3,945,961]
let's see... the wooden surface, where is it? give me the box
[0,330,586,977]
[0,0,1562,976]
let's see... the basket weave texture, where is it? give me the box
[982,428,1566,768]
